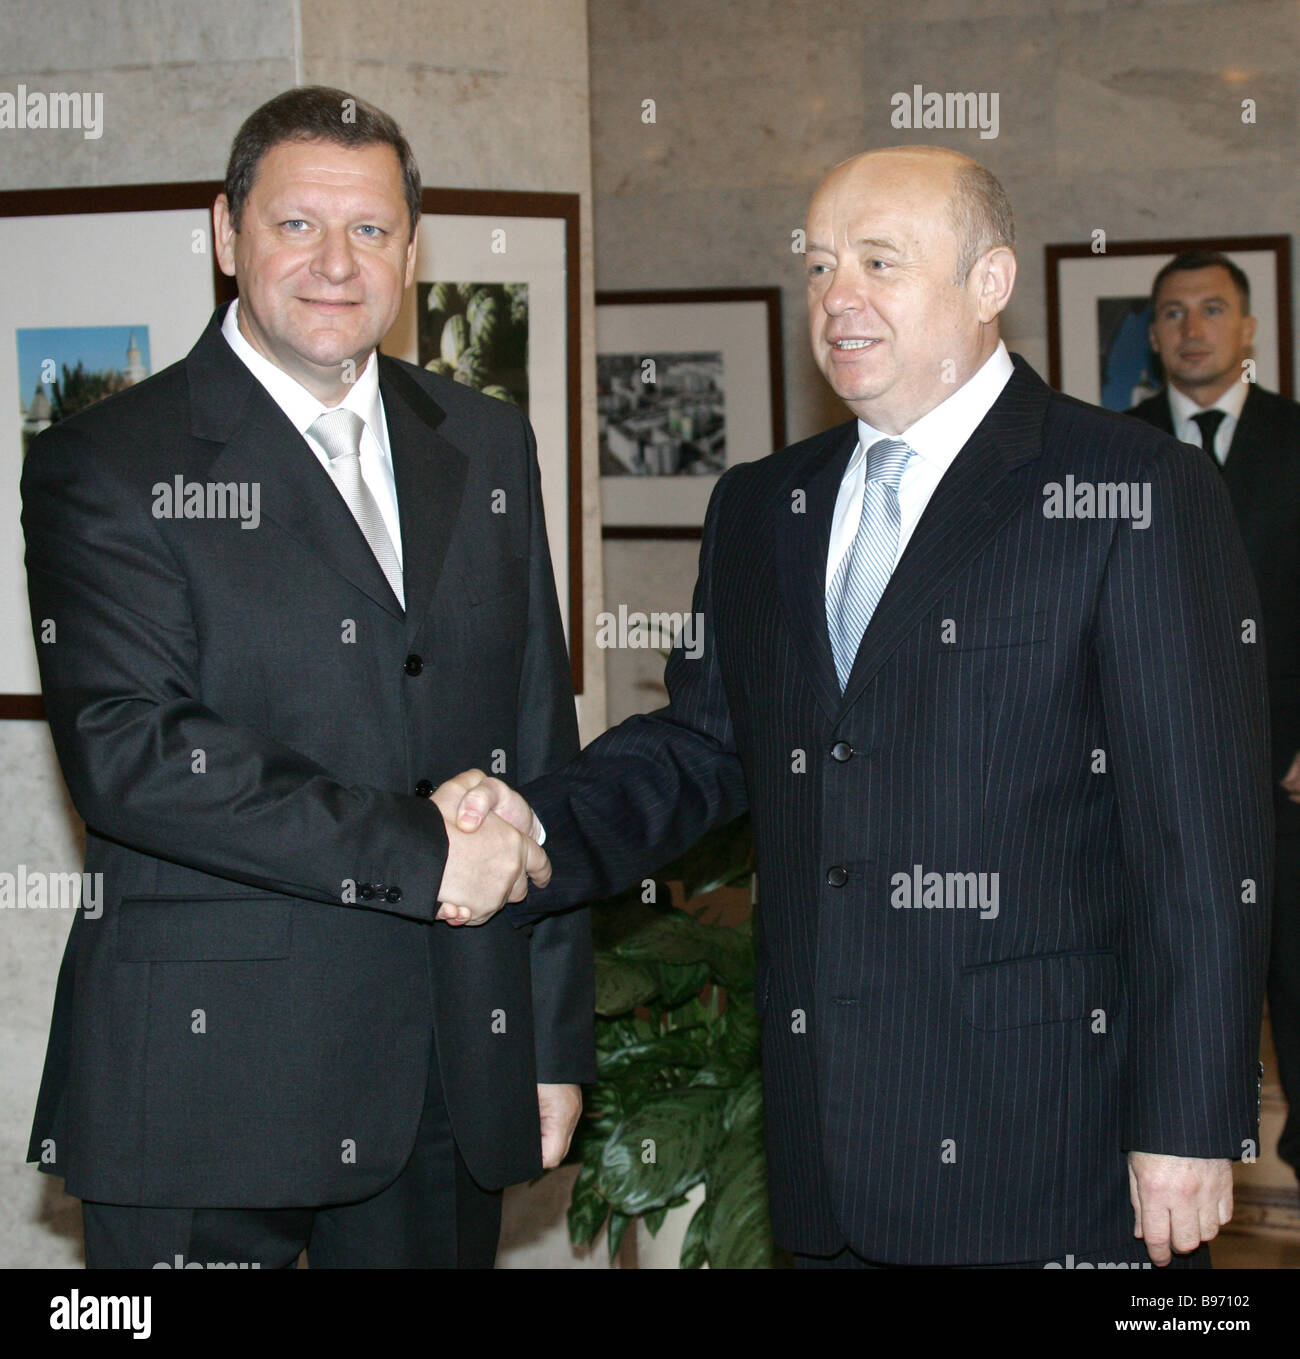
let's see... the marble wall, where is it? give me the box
[592,0,1300,720]
[0,0,606,1268]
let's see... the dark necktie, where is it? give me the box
[1191,409,1227,468]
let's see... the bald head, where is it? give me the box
[803,146,1018,432]
[815,148,1015,284]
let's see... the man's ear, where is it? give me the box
[1242,313,1259,351]
[213,194,237,279]
[403,222,419,290]
[974,245,1016,323]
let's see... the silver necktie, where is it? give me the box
[309,408,404,609]
[826,437,913,690]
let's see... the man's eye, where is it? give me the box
[356,225,383,237]
[808,263,830,277]
[282,220,310,231]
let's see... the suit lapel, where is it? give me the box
[187,308,468,631]
[773,422,857,721]
[1220,383,1271,504]
[1144,393,1175,436]
[837,357,1048,713]
[189,309,404,619]
[379,357,468,643]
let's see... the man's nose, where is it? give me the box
[312,228,358,281]
[821,268,866,316]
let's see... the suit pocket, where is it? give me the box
[945,610,1048,652]
[459,561,528,610]
[961,949,1119,1030]
[117,896,293,961]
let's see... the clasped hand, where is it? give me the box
[431,770,544,925]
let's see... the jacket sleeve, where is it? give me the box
[510,410,596,1084]
[21,418,450,922]
[1094,438,1273,1157]
[508,466,750,928]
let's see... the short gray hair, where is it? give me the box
[949,161,1015,283]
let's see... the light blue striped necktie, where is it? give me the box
[826,437,914,690]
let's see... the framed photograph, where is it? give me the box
[382,188,583,692]
[1045,234,1293,409]
[0,184,582,714]
[597,288,785,539]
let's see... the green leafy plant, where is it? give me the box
[566,815,781,1268]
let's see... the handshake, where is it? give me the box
[429,771,545,926]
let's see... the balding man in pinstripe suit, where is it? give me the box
[451,148,1272,1269]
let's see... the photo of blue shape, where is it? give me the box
[17,325,151,455]
[1097,297,1160,411]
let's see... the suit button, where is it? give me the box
[385,886,402,903]
[404,654,424,676]
[415,779,434,797]
[826,866,848,888]
[359,883,376,900]
[831,741,854,762]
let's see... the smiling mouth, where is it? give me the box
[830,338,880,351]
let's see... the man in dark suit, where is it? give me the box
[451,147,1272,1267]
[1129,250,1300,1184]
[22,86,593,1268]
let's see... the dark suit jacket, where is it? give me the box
[23,304,594,1208]
[1128,384,1300,836]
[510,355,1272,1265]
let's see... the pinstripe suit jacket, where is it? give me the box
[512,354,1273,1265]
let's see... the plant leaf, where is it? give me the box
[594,954,661,1015]
[706,1072,774,1268]
[600,1029,710,1075]
[613,911,716,966]
[679,1196,712,1269]
[595,1086,726,1214]
[708,928,757,993]
[652,959,712,1009]
[567,1163,608,1247]
[607,1209,631,1263]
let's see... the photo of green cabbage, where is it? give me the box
[416,281,529,418]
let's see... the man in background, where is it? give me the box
[23,86,592,1268]
[1129,250,1300,1184]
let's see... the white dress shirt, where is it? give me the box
[825,342,1015,593]
[1165,378,1248,464]
[221,299,404,567]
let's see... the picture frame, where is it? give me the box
[597,287,786,540]
[1045,234,1293,410]
[0,182,232,719]
[0,183,582,715]
[382,187,583,693]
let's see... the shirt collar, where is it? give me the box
[1166,377,1249,430]
[851,340,1015,475]
[221,298,385,450]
